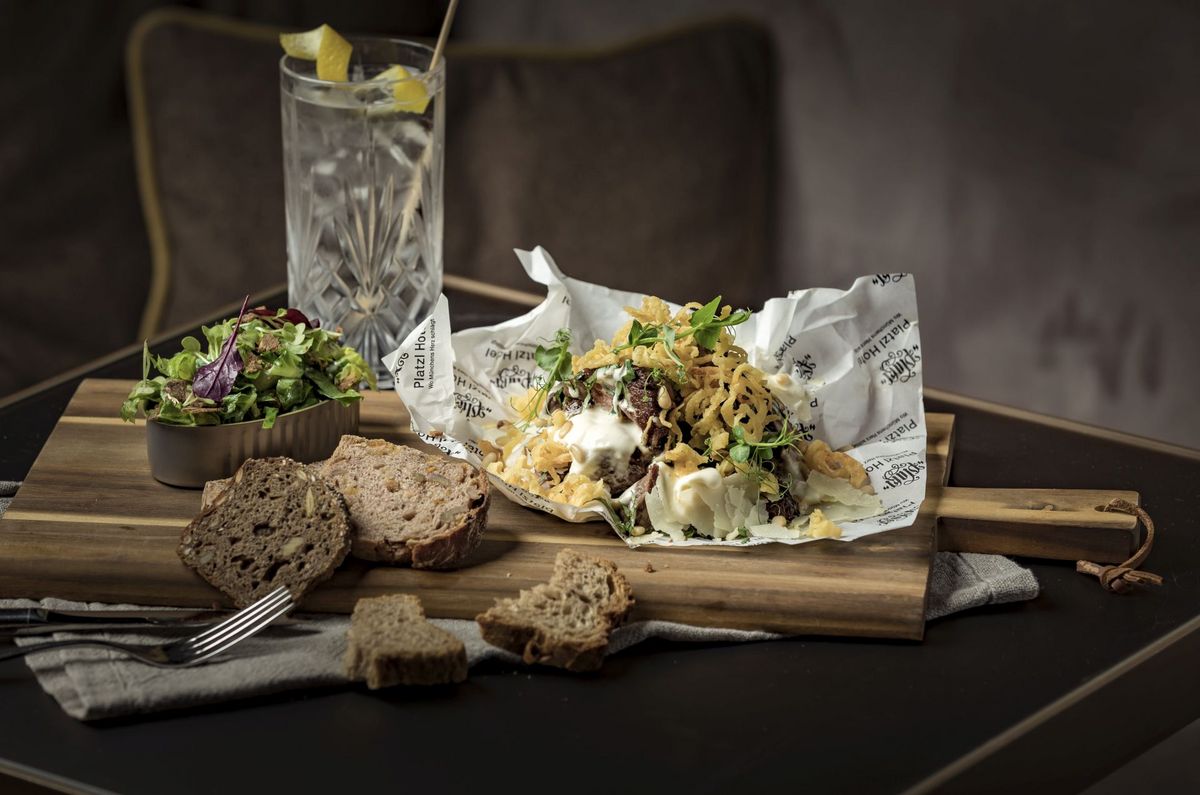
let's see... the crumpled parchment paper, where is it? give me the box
[384,247,926,547]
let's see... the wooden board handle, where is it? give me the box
[928,487,1140,563]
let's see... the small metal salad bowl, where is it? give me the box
[146,399,360,488]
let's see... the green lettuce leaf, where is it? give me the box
[309,371,362,405]
[266,350,305,380]
[220,387,258,423]
[275,377,311,409]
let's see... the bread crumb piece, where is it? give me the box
[644,562,656,573]
[505,571,512,578]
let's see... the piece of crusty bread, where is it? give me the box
[179,457,351,607]
[317,435,490,569]
[476,548,634,672]
[344,594,468,688]
[202,437,490,570]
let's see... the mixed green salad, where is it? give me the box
[121,302,376,429]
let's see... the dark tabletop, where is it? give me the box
[2,289,1198,795]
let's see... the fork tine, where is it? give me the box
[183,595,296,662]
[185,589,294,653]
[187,596,294,657]
[189,588,292,648]
[190,586,292,644]
[195,596,296,656]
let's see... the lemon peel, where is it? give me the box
[376,64,431,113]
[280,24,352,82]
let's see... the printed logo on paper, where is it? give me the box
[879,345,922,386]
[791,352,816,382]
[493,365,537,390]
[881,459,925,490]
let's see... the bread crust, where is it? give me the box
[349,489,490,568]
[476,549,634,672]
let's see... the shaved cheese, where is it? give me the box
[746,522,803,540]
[803,470,881,511]
[646,464,764,540]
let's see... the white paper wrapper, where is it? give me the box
[383,247,926,547]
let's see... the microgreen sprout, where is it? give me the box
[727,418,804,464]
[595,496,637,537]
[612,296,751,382]
[524,329,573,423]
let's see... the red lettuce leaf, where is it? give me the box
[193,295,250,401]
[248,306,320,329]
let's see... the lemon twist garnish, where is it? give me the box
[280,24,353,82]
[375,65,432,113]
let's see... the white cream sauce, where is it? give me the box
[589,365,621,392]
[766,372,812,421]
[556,407,643,481]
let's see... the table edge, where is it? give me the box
[0,754,112,795]
[905,602,1200,793]
[924,386,1200,461]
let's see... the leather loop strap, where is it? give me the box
[1076,499,1163,594]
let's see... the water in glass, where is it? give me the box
[281,41,444,387]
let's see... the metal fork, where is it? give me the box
[0,587,295,668]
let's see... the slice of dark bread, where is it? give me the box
[318,435,490,569]
[344,594,468,688]
[179,457,351,607]
[476,548,634,672]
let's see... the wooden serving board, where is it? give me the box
[0,380,1140,641]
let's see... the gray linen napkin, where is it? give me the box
[0,484,1038,721]
[0,481,17,515]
